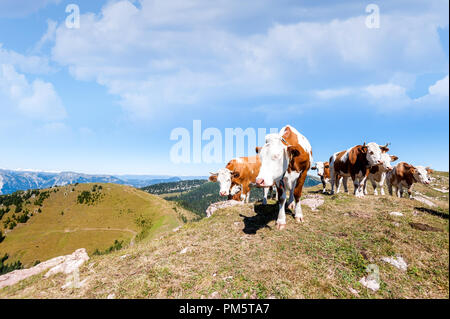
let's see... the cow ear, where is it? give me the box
[361,146,368,153]
[287,145,301,158]
[232,171,240,178]
[209,175,217,182]
[426,167,434,174]
[283,126,292,139]
[255,146,262,154]
[380,146,389,153]
[390,155,399,162]
[311,166,317,170]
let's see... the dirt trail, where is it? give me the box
[51,228,138,246]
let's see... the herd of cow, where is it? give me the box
[208,125,433,230]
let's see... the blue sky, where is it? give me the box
[0,0,448,176]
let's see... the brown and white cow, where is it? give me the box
[386,162,433,198]
[363,148,398,195]
[255,125,313,230]
[329,142,385,197]
[209,155,272,204]
[311,161,330,193]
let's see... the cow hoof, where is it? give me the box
[276,223,286,230]
[295,217,303,223]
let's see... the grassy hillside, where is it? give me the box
[0,172,448,298]
[0,183,195,267]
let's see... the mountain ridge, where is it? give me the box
[0,169,207,195]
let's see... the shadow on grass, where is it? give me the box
[239,203,295,234]
[308,189,335,196]
[414,207,449,220]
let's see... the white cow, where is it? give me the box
[255,125,313,230]
[363,152,398,195]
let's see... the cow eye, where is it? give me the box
[369,151,374,155]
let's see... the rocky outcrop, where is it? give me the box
[0,248,89,289]
[301,194,324,211]
[205,200,244,217]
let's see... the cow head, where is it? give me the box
[311,161,329,177]
[209,168,239,196]
[413,166,432,185]
[230,184,242,196]
[364,142,384,166]
[255,133,298,187]
[378,152,398,171]
[380,142,390,153]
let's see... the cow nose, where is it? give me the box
[256,178,264,186]
[220,191,226,196]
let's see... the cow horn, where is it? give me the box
[209,171,218,176]
[362,141,366,147]
[384,142,390,148]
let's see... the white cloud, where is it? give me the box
[0,64,66,121]
[428,75,449,97]
[314,74,449,112]
[315,88,355,99]
[49,0,449,119]
[0,44,53,74]
[33,19,58,53]
[364,83,407,99]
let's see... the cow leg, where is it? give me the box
[356,175,367,198]
[287,186,295,211]
[330,166,336,195]
[387,180,393,196]
[321,177,326,193]
[398,185,403,198]
[335,175,341,193]
[352,174,362,197]
[370,178,378,196]
[263,187,269,205]
[293,170,309,223]
[379,173,386,196]
[342,176,349,193]
[276,183,287,230]
[363,178,368,195]
[242,183,250,203]
[407,184,413,199]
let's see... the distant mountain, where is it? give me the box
[0,169,125,195]
[0,169,208,195]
